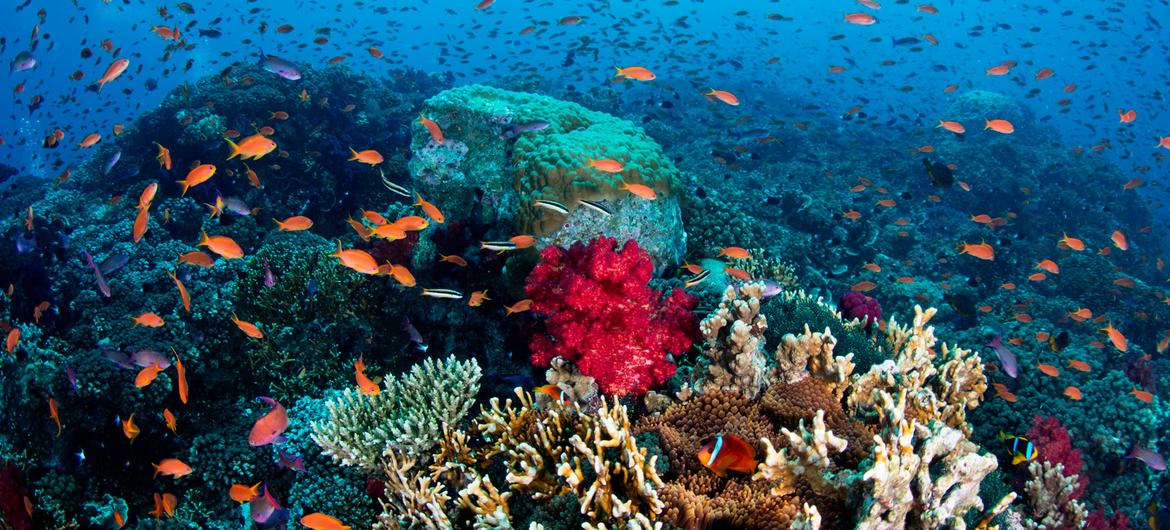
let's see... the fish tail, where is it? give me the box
[177,179,189,196]
[196,230,210,247]
[225,138,241,160]
[152,463,161,478]
[347,147,359,161]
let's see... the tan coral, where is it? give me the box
[543,356,598,405]
[635,390,776,477]
[1019,461,1088,530]
[696,283,770,399]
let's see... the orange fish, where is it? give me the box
[178,164,216,196]
[534,383,570,403]
[154,142,172,170]
[78,133,102,148]
[49,396,61,436]
[984,119,1014,134]
[1035,259,1059,274]
[1101,321,1128,351]
[958,242,995,260]
[705,89,740,105]
[1066,359,1091,372]
[937,120,965,134]
[414,194,445,224]
[1036,363,1060,377]
[354,354,380,396]
[300,513,350,530]
[347,148,383,165]
[1027,272,1047,282]
[1131,387,1154,403]
[863,263,881,272]
[1111,230,1128,250]
[94,58,130,90]
[725,267,751,280]
[718,247,751,260]
[225,133,277,161]
[122,413,140,442]
[439,254,468,267]
[165,271,191,313]
[173,348,188,404]
[131,312,165,327]
[152,458,193,478]
[505,299,533,316]
[197,230,244,259]
[232,314,264,339]
[386,263,416,287]
[138,182,159,210]
[1063,386,1083,401]
[698,434,757,476]
[1068,308,1092,321]
[135,363,164,388]
[1000,282,1017,290]
[178,251,215,268]
[468,290,491,307]
[620,181,657,200]
[843,12,877,25]
[1119,109,1137,123]
[1059,233,1085,251]
[163,408,177,433]
[244,163,262,188]
[993,385,1017,403]
[851,280,877,292]
[986,64,1011,76]
[6,328,20,354]
[230,482,262,503]
[327,241,379,275]
[587,158,625,173]
[132,207,150,244]
[417,114,444,144]
[614,66,656,81]
[274,216,313,231]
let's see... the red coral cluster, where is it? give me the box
[526,237,697,396]
[1026,415,1087,499]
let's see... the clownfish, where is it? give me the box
[697,434,757,476]
[999,431,1038,465]
[534,384,570,404]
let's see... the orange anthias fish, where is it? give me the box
[1063,386,1083,401]
[1067,359,1091,372]
[417,114,444,144]
[718,247,752,260]
[414,194,445,224]
[163,408,178,433]
[1100,321,1128,352]
[94,58,130,90]
[505,299,533,316]
[172,347,188,404]
[620,181,657,200]
[232,314,264,339]
[230,482,262,503]
[587,158,625,173]
[698,434,757,476]
[132,207,150,243]
[226,133,277,161]
[328,241,379,275]
[274,216,314,231]
[6,327,20,354]
[705,89,740,105]
[131,312,165,327]
[347,147,384,165]
[1036,259,1060,274]
[1111,230,1128,250]
[1059,233,1086,251]
[615,66,656,81]
[958,242,995,260]
[984,119,1015,134]
[168,271,191,313]
[354,355,380,396]
[1068,308,1092,321]
[135,363,164,388]
[1036,363,1060,377]
[197,230,244,259]
[154,142,172,170]
[122,413,140,443]
[248,397,289,446]
[49,396,61,437]
[152,458,193,478]
[178,164,216,196]
[843,12,877,25]
[300,513,350,530]
[1131,387,1154,403]
[385,263,416,287]
[937,120,965,134]
[468,290,490,307]
[178,251,215,268]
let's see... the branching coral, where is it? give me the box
[527,237,697,396]
[1018,460,1088,529]
[311,355,482,471]
[695,283,770,399]
[376,388,665,528]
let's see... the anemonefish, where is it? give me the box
[999,431,1038,465]
[697,434,757,476]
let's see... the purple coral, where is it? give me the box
[838,291,881,330]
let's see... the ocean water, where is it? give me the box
[1,1,1169,528]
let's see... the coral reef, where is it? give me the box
[694,283,770,399]
[311,355,482,471]
[410,84,687,266]
[526,237,697,396]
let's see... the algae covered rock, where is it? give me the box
[408,84,687,266]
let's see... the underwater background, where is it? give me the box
[1,0,1170,528]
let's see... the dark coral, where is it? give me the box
[0,463,31,530]
[659,474,800,530]
[837,291,881,331]
[1026,415,1087,499]
[760,377,873,467]
[635,391,776,478]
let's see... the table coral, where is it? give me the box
[526,237,697,396]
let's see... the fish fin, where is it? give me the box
[347,147,358,161]
[225,138,241,160]
[1012,454,1024,465]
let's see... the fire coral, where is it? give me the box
[526,236,697,396]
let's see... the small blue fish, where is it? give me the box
[102,149,121,176]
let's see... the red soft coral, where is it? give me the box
[0,462,31,530]
[1027,415,1087,499]
[1086,509,1130,530]
[526,237,697,396]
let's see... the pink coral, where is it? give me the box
[1086,509,1130,530]
[526,237,697,396]
[1026,415,1087,499]
[838,291,881,330]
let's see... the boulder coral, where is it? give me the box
[409,84,688,266]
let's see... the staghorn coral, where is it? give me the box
[695,283,770,399]
[379,388,665,528]
[527,237,697,396]
[311,355,482,471]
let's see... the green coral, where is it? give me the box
[760,289,887,372]
[311,355,482,471]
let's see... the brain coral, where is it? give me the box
[409,84,687,266]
